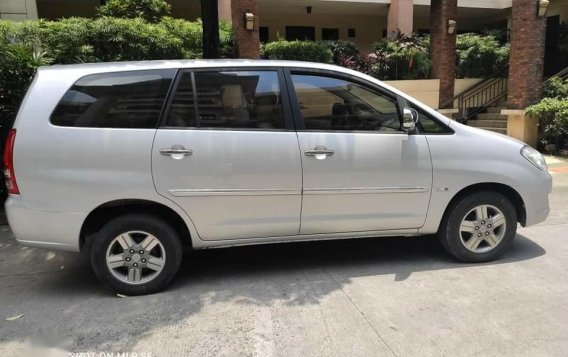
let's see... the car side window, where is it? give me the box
[166,70,285,129]
[408,104,454,134]
[50,69,176,128]
[290,73,401,132]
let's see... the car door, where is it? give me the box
[286,70,433,234]
[152,68,302,241]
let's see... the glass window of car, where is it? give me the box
[167,70,285,129]
[409,104,454,134]
[51,69,176,128]
[290,73,401,132]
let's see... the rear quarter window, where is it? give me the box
[50,69,176,128]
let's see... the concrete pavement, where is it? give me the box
[1,161,568,357]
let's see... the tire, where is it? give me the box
[90,214,183,295]
[439,191,517,263]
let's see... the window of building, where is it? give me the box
[290,73,401,132]
[259,26,269,43]
[50,69,176,128]
[285,26,315,41]
[348,28,356,38]
[322,28,339,41]
[166,70,285,130]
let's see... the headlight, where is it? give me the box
[521,146,547,171]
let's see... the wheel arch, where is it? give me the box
[442,182,526,227]
[80,199,192,253]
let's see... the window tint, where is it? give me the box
[167,70,285,130]
[409,104,454,134]
[51,70,175,128]
[290,74,401,132]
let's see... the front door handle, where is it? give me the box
[160,146,193,159]
[304,145,334,160]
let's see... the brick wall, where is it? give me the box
[430,0,457,108]
[230,0,260,59]
[507,0,547,109]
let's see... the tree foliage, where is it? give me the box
[262,40,333,63]
[97,0,171,23]
[455,33,509,78]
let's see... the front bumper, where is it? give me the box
[514,170,552,227]
[5,195,86,252]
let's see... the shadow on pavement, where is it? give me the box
[0,232,546,352]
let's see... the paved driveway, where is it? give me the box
[1,160,567,357]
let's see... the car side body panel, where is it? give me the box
[5,59,552,253]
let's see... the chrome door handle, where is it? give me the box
[304,146,334,159]
[160,146,193,158]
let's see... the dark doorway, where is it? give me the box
[322,28,339,41]
[285,26,315,41]
[544,15,566,76]
[259,27,269,43]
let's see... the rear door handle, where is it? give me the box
[160,146,193,159]
[304,146,334,160]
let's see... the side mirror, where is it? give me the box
[402,108,418,131]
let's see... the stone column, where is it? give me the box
[430,0,457,109]
[230,0,260,59]
[0,0,38,20]
[387,0,414,37]
[218,0,232,23]
[507,0,547,109]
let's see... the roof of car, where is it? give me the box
[39,59,347,73]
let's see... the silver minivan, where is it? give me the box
[5,60,551,295]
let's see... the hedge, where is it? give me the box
[0,17,232,112]
[526,98,568,149]
[455,33,509,78]
[262,40,333,63]
[0,17,232,64]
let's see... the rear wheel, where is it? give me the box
[90,214,183,295]
[439,191,517,263]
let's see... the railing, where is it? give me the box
[442,66,567,125]
[544,66,568,83]
[441,76,508,123]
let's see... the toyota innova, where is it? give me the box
[5,60,551,295]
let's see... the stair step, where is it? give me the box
[486,106,507,113]
[474,127,507,134]
[468,119,508,128]
[475,113,508,120]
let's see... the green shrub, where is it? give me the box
[262,40,332,63]
[0,17,233,120]
[455,33,509,78]
[526,98,568,148]
[372,32,431,80]
[98,0,171,23]
[318,40,359,65]
[543,76,568,99]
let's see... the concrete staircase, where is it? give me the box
[466,105,508,135]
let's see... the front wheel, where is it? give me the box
[439,191,517,263]
[90,214,183,295]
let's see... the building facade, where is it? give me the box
[1,0,566,128]
[2,1,566,52]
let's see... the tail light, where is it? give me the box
[3,129,19,195]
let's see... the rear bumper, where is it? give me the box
[5,195,85,252]
[514,171,552,227]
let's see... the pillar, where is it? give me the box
[218,0,232,23]
[0,0,38,20]
[229,0,260,59]
[507,0,547,109]
[430,0,457,108]
[387,0,414,37]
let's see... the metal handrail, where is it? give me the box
[440,67,509,123]
[544,66,568,84]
